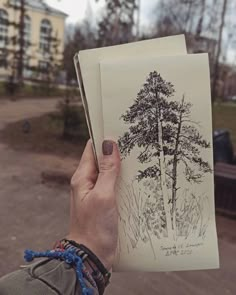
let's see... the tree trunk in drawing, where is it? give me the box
[157,107,173,239]
[171,97,184,237]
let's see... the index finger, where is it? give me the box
[71,139,98,190]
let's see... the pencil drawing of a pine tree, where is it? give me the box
[118,71,212,240]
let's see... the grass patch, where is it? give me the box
[213,103,236,148]
[1,102,234,158]
[0,110,89,159]
[0,81,80,99]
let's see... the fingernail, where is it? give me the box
[102,140,113,155]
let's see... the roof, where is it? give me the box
[26,0,68,18]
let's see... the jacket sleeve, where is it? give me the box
[0,259,99,295]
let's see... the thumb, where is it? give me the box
[94,140,121,194]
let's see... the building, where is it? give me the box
[0,0,67,82]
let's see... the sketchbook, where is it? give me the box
[74,35,187,160]
[74,36,219,272]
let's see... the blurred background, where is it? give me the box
[0,0,236,294]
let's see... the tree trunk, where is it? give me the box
[212,0,228,101]
[136,0,141,39]
[171,97,184,239]
[185,1,194,32]
[157,107,173,239]
[18,0,25,85]
[196,0,206,36]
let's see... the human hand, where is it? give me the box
[68,140,121,270]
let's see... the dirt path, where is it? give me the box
[0,98,236,294]
[0,98,59,128]
[0,98,77,275]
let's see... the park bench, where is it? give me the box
[214,129,236,217]
[215,162,236,217]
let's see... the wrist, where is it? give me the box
[66,235,114,270]
[57,238,111,288]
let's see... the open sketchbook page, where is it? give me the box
[100,54,219,272]
[77,35,187,159]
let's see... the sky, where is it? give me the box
[45,0,236,63]
[45,0,156,27]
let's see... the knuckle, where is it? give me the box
[70,176,77,189]
[100,159,119,173]
[70,173,83,189]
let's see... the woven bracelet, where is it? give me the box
[64,239,111,286]
[24,248,93,295]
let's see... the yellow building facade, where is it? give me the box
[0,0,67,81]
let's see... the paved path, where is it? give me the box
[0,98,236,294]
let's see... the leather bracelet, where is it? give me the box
[64,239,111,286]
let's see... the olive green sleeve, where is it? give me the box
[0,259,99,295]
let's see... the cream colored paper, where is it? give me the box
[100,54,219,272]
[74,54,98,164]
[74,54,94,143]
[77,35,187,159]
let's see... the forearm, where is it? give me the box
[0,139,119,295]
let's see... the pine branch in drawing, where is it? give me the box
[118,71,212,245]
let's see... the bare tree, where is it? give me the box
[18,0,26,85]
[3,0,28,86]
[196,0,207,36]
[96,0,138,46]
[154,0,203,37]
[64,21,97,84]
[212,0,228,101]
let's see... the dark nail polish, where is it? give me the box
[102,140,113,155]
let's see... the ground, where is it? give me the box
[0,98,236,294]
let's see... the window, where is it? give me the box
[24,15,31,48]
[0,10,8,48]
[0,52,7,68]
[10,0,21,7]
[23,56,31,78]
[40,19,52,53]
[38,60,49,72]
